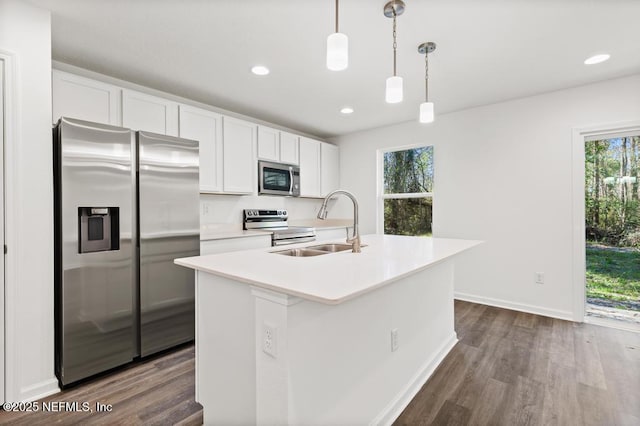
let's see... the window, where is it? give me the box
[380,146,434,236]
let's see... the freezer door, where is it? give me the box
[54,117,135,386]
[137,131,199,357]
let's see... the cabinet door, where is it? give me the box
[52,70,121,125]
[200,235,271,255]
[280,131,299,165]
[179,105,223,193]
[222,116,256,194]
[122,89,178,136]
[299,137,321,197]
[257,125,280,161]
[321,142,340,196]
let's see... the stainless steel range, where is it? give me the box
[243,209,316,246]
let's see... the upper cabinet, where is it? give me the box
[257,126,280,162]
[299,137,321,197]
[321,142,340,196]
[179,105,223,193]
[222,117,257,194]
[280,131,300,165]
[51,69,338,197]
[122,89,178,136]
[257,126,299,165]
[299,137,340,198]
[52,70,121,126]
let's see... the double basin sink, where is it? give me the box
[272,243,363,257]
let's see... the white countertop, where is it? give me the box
[176,234,482,304]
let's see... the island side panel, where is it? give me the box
[285,260,457,425]
[196,271,256,425]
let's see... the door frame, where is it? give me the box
[571,120,640,322]
[0,54,5,404]
[0,49,18,402]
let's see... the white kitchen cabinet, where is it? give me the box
[299,137,322,197]
[280,131,299,165]
[257,127,299,165]
[52,70,121,125]
[122,89,178,136]
[200,235,271,255]
[222,116,257,194]
[321,142,340,196]
[179,105,223,193]
[315,227,350,241]
[257,126,280,161]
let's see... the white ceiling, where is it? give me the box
[28,0,640,138]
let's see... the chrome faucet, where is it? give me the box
[317,189,361,253]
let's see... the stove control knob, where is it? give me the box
[282,210,287,217]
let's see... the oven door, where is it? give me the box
[259,161,300,196]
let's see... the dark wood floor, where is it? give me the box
[1,301,638,425]
[395,300,640,425]
[0,344,202,425]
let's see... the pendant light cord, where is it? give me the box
[392,9,397,76]
[425,53,429,102]
[335,0,339,33]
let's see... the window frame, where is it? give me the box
[377,143,434,235]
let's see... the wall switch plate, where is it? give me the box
[535,272,545,284]
[391,328,399,352]
[262,323,277,358]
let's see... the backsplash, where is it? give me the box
[199,194,348,231]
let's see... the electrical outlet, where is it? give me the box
[201,202,209,216]
[391,328,399,352]
[535,272,545,284]
[262,323,277,358]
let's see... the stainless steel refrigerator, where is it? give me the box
[54,117,200,387]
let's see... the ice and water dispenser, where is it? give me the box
[78,207,120,253]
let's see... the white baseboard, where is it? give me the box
[454,292,574,321]
[372,332,459,426]
[18,378,60,402]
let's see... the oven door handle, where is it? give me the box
[272,236,317,246]
[289,168,294,195]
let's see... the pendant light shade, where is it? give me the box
[326,32,348,71]
[326,0,348,71]
[384,1,405,104]
[418,41,436,123]
[419,102,434,123]
[385,76,403,103]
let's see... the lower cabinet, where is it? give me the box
[315,228,351,242]
[200,235,271,255]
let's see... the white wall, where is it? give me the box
[0,0,57,401]
[334,74,640,320]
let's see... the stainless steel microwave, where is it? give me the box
[258,160,300,197]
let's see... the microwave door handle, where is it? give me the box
[289,168,294,195]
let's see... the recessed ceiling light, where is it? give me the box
[340,107,354,114]
[584,54,610,65]
[251,65,270,76]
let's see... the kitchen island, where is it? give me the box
[175,234,481,425]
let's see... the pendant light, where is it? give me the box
[326,0,348,71]
[418,42,436,123]
[384,0,405,103]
